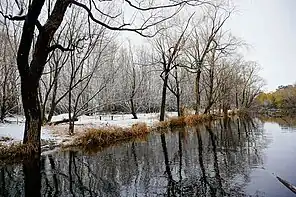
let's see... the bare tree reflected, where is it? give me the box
[0,118,272,196]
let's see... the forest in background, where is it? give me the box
[0,0,264,123]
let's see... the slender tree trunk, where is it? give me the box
[175,67,181,117]
[204,67,214,114]
[0,79,7,121]
[235,89,239,109]
[160,70,169,121]
[195,69,201,115]
[176,94,181,117]
[223,104,228,118]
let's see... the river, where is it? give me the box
[1,117,296,197]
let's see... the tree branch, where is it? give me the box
[48,44,74,52]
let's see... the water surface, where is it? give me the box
[1,118,296,197]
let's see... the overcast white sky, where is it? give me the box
[228,0,296,91]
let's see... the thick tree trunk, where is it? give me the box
[22,81,42,154]
[160,71,169,121]
[16,0,70,155]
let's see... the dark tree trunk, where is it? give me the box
[160,70,169,121]
[204,101,213,114]
[176,94,181,117]
[195,69,201,115]
[22,81,42,153]
[235,90,239,109]
[47,102,56,123]
[130,98,138,119]
[17,0,70,154]
[175,67,181,117]
[0,75,7,122]
[222,104,229,118]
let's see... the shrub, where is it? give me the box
[169,117,186,128]
[72,123,150,148]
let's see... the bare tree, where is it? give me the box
[184,3,235,114]
[153,15,192,121]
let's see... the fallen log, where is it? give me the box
[277,176,296,194]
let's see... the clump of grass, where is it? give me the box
[72,123,150,148]
[184,114,213,126]
[155,114,214,129]
[0,142,39,161]
[155,121,170,129]
[169,116,186,128]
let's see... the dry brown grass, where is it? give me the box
[154,114,214,130]
[71,123,150,148]
[0,142,39,161]
[169,116,186,128]
[184,114,213,126]
[155,121,170,129]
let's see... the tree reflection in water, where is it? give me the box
[0,118,269,197]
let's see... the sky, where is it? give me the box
[227,0,296,92]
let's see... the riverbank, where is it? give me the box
[0,112,218,162]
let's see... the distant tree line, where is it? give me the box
[257,84,296,113]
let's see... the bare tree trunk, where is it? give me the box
[68,88,74,134]
[175,67,181,117]
[0,76,7,122]
[22,81,42,153]
[176,94,181,117]
[235,89,239,109]
[160,70,169,121]
[195,69,201,115]
[47,78,58,122]
[16,0,70,154]
[130,98,138,119]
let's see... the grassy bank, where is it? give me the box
[0,114,215,162]
[156,114,214,129]
[70,123,150,149]
[71,114,214,150]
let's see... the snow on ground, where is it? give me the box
[52,112,178,128]
[0,123,61,144]
[0,115,67,146]
[0,112,178,148]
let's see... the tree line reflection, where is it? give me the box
[0,118,269,197]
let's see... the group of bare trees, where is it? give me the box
[0,0,264,154]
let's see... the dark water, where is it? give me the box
[1,118,296,197]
